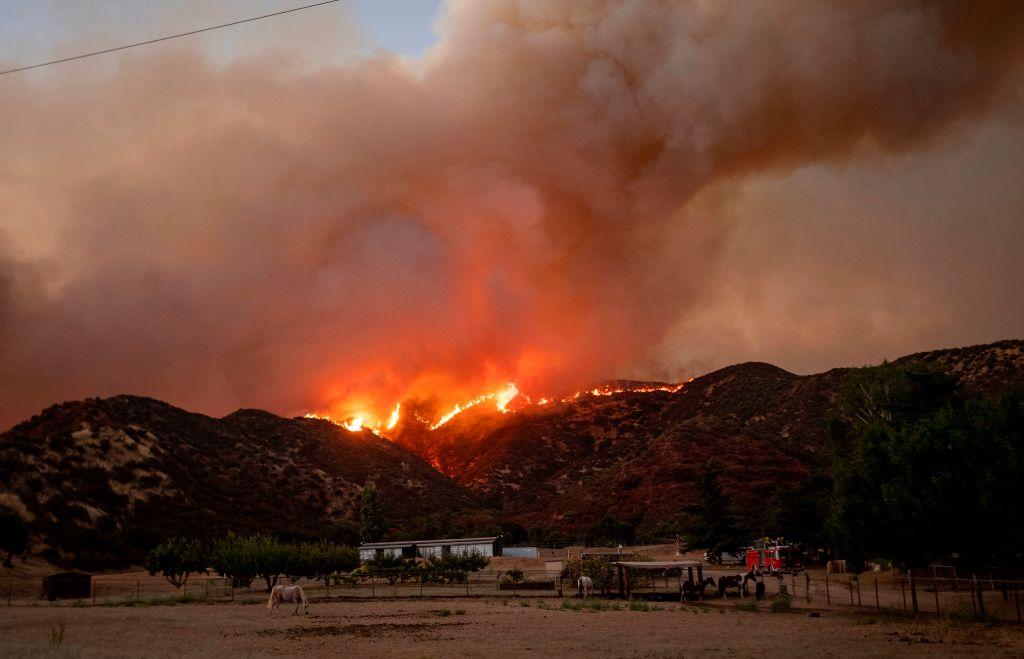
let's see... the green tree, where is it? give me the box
[421,549,489,584]
[325,519,361,547]
[761,473,832,546]
[291,540,359,584]
[363,553,417,584]
[146,537,207,588]
[249,534,290,592]
[586,515,635,547]
[210,532,255,585]
[561,556,614,594]
[828,363,1024,568]
[211,533,289,592]
[0,511,29,568]
[694,459,744,555]
[360,484,385,542]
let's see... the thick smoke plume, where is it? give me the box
[1,0,1023,427]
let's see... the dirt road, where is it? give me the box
[3,597,1023,657]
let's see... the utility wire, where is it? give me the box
[0,0,343,77]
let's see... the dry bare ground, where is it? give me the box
[3,597,1024,657]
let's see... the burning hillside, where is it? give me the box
[303,379,691,439]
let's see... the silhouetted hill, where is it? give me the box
[0,396,474,569]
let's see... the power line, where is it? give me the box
[0,0,343,77]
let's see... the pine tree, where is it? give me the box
[695,459,743,555]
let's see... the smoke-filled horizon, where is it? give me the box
[2,0,1024,429]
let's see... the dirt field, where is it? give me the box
[3,596,1024,657]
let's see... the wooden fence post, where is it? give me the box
[874,576,880,611]
[970,574,977,617]
[848,576,855,606]
[805,573,811,603]
[975,575,986,620]
[901,578,907,614]
[932,565,940,615]
[910,573,918,614]
[824,571,830,605]
[92,582,97,606]
[855,576,862,607]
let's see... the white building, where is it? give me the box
[358,536,502,561]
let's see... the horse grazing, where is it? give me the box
[681,577,715,601]
[577,576,594,598]
[267,584,309,615]
[717,574,746,598]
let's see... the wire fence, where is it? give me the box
[6,567,1023,624]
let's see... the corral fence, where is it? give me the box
[5,566,1023,624]
[666,566,1024,624]
[2,569,570,607]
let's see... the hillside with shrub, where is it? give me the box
[0,340,1020,569]
[0,396,475,569]
[392,340,1024,541]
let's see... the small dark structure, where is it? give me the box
[41,572,91,601]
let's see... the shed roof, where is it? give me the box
[614,561,703,570]
[359,537,499,550]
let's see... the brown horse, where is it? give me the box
[681,576,716,601]
[717,574,746,598]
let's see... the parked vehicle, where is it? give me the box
[703,549,744,565]
[745,539,803,574]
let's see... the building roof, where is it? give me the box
[358,536,499,550]
[614,560,703,570]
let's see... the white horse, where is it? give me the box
[267,584,309,615]
[577,576,594,598]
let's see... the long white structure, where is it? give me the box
[358,536,502,561]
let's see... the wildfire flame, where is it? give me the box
[430,382,518,430]
[304,379,690,436]
[386,402,401,431]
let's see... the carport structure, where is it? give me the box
[614,560,704,600]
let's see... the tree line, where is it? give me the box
[146,533,360,591]
[146,530,492,592]
[695,361,1024,570]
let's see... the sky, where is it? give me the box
[0,1,442,69]
[0,1,1022,429]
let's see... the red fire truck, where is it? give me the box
[745,539,802,574]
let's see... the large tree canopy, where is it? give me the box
[828,362,1024,568]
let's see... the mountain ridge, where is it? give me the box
[1,339,1021,567]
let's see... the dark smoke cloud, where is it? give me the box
[2,0,1023,427]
